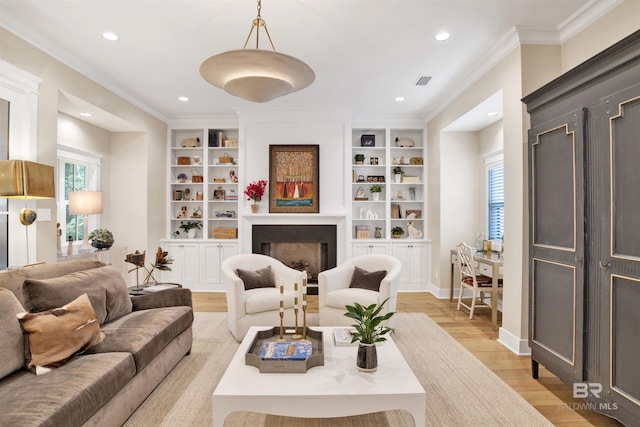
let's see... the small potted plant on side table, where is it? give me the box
[344,297,395,372]
[391,226,404,239]
[370,184,382,201]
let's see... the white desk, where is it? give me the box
[213,326,426,426]
[450,249,503,330]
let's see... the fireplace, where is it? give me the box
[252,225,337,294]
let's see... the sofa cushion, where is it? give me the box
[245,287,296,314]
[18,293,105,375]
[22,265,132,325]
[85,305,193,372]
[0,352,135,427]
[236,265,276,290]
[0,288,26,380]
[325,287,379,310]
[349,266,387,292]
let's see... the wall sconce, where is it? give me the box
[69,190,103,252]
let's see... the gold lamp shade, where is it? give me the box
[0,160,55,225]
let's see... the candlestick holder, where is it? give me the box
[300,303,310,342]
[291,306,303,340]
[277,310,286,341]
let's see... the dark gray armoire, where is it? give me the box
[523,30,640,426]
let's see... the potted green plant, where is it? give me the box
[354,153,365,165]
[392,166,404,183]
[175,220,202,238]
[87,228,114,250]
[369,184,382,201]
[391,226,404,238]
[344,297,395,372]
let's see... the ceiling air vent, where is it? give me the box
[414,76,432,86]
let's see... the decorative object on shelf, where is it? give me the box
[229,170,238,183]
[355,186,367,200]
[370,157,379,165]
[269,145,319,213]
[403,175,419,183]
[199,0,314,103]
[399,156,405,165]
[177,173,188,183]
[396,190,404,199]
[213,227,238,239]
[407,221,423,239]
[173,190,183,201]
[410,157,423,165]
[218,152,234,164]
[391,203,401,219]
[177,206,187,218]
[245,179,268,213]
[367,175,385,182]
[356,175,366,182]
[344,297,395,372]
[213,177,226,183]
[360,134,375,147]
[87,228,114,250]
[406,210,422,219]
[375,227,382,239]
[224,139,238,147]
[391,226,404,238]
[393,166,404,183]
[183,188,191,200]
[181,137,200,147]
[196,190,203,201]
[213,186,226,200]
[395,137,415,147]
[355,225,370,239]
[354,154,365,165]
[174,221,202,239]
[192,155,202,165]
[191,207,203,218]
[69,190,103,252]
[409,187,417,200]
[191,169,203,183]
[177,156,191,165]
[215,210,236,218]
[370,184,382,201]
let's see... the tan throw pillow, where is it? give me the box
[22,265,132,324]
[349,266,387,292]
[18,293,104,375]
[236,265,276,290]
[0,288,26,380]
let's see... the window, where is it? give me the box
[57,149,101,243]
[488,164,504,240]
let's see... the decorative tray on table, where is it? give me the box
[245,327,324,373]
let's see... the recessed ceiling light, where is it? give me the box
[80,112,93,117]
[178,96,189,102]
[486,111,499,117]
[395,97,405,102]
[435,32,450,41]
[102,32,119,41]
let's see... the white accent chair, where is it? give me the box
[318,254,401,327]
[222,254,306,341]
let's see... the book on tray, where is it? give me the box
[259,341,312,360]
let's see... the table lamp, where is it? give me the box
[69,190,103,252]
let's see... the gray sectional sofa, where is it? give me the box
[0,259,193,427]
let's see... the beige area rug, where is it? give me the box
[124,313,552,427]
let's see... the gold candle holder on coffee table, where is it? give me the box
[291,282,303,340]
[278,285,286,341]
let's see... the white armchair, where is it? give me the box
[222,254,306,341]
[318,254,401,327]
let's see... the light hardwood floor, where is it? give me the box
[193,291,621,427]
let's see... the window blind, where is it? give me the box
[488,166,504,240]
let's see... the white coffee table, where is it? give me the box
[212,326,426,426]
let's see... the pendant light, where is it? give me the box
[199,0,315,103]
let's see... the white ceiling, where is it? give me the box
[0,0,610,131]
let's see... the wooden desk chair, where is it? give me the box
[456,242,502,319]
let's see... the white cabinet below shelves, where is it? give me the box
[161,242,200,287]
[352,242,390,256]
[203,242,238,288]
[392,242,429,290]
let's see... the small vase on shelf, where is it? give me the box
[250,203,259,214]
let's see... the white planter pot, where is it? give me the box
[187,228,197,239]
[372,193,380,201]
[395,174,402,183]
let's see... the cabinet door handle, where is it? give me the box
[599,261,610,271]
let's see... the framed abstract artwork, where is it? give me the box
[269,144,319,213]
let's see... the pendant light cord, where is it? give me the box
[243,0,276,51]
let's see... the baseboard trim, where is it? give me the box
[497,327,531,356]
